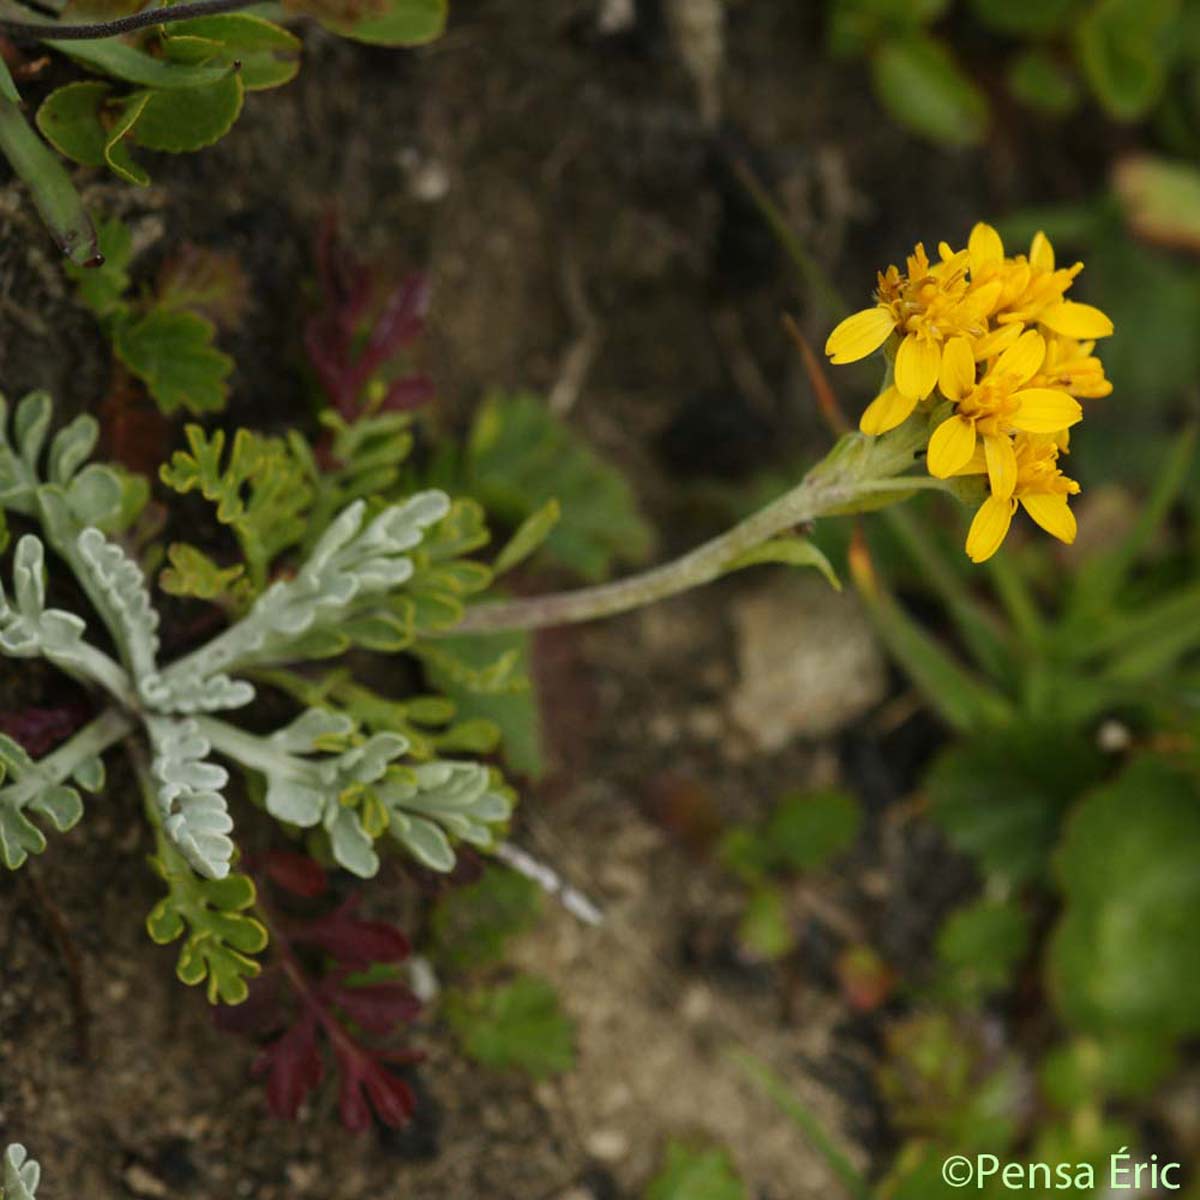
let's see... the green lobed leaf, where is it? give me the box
[64,216,133,321]
[934,898,1030,1003]
[466,391,652,583]
[646,1142,748,1200]
[926,723,1106,885]
[430,865,542,970]
[159,542,251,609]
[444,975,575,1079]
[114,309,232,415]
[1048,755,1200,1037]
[870,33,988,146]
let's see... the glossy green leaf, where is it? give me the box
[163,15,302,91]
[114,309,232,415]
[870,34,988,146]
[1007,47,1081,117]
[320,0,447,47]
[130,75,244,153]
[35,81,148,186]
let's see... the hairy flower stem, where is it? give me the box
[0,0,260,40]
[457,425,941,634]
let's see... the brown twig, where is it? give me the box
[1,0,259,42]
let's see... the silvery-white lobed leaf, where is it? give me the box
[139,671,255,715]
[75,527,160,679]
[148,717,234,880]
[3,1142,41,1200]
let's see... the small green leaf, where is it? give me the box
[445,975,575,1079]
[646,1142,748,1200]
[1040,1034,1177,1109]
[725,535,841,590]
[738,884,793,961]
[114,309,232,415]
[935,898,1030,1001]
[64,216,132,320]
[763,789,862,873]
[871,34,988,146]
[492,498,560,576]
[130,75,245,153]
[35,81,148,186]
[159,542,250,606]
[319,0,447,46]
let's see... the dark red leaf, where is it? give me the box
[335,1044,415,1131]
[261,850,329,899]
[0,704,90,757]
[361,273,430,370]
[253,1014,324,1120]
[324,979,421,1034]
[289,897,410,969]
[380,373,437,413]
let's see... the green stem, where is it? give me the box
[0,96,97,265]
[985,549,1044,650]
[456,426,935,634]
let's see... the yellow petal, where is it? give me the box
[927,415,977,478]
[1029,231,1055,273]
[994,328,1045,384]
[1010,388,1084,433]
[1021,493,1077,544]
[1039,301,1114,339]
[966,495,1015,563]
[895,334,940,399]
[938,336,976,402]
[972,323,1023,361]
[969,222,1004,273]
[984,433,1018,500]
[960,279,1002,322]
[825,307,896,364]
[859,386,917,436]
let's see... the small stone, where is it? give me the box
[123,1164,168,1199]
[728,577,886,749]
[586,1128,629,1162]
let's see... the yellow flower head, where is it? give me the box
[825,240,999,402]
[964,434,1081,563]
[825,221,1112,563]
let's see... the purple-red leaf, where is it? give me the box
[0,704,90,757]
[253,1014,324,1120]
[325,979,422,1034]
[335,1045,417,1131]
[261,850,329,899]
[288,896,411,969]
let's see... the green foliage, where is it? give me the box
[1048,756,1200,1038]
[644,1142,748,1200]
[721,788,862,883]
[444,974,575,1079]
[464,391,653,583]
[736,884,792,960]
[926,725,1106,886]
[1040,1034,1177,1109]
[870,34,989,146]
[318,0,448,46]
[160,425,312,590]
[159,542,252,611]
[1075,0,1179,120]
[934,898,1030,1003]
[146,851,267,1004]
[1007,48,1081,116]
[419,630,543,778]
[430,865,542,970]
[66,217,235,416]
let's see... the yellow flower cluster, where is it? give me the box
[825,223,1113,562]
